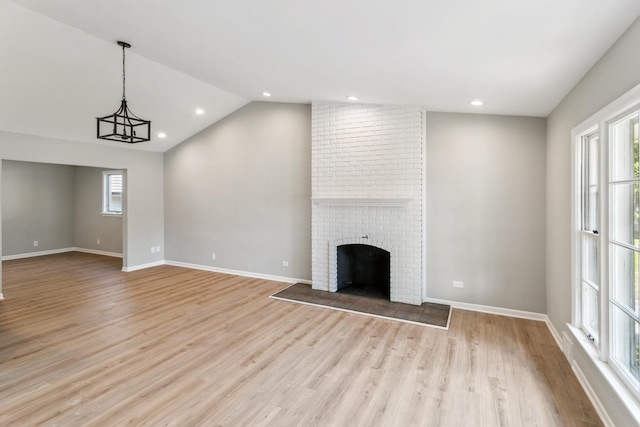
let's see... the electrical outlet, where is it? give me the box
[33,241,38,247]
[453,280,464,288]
[211,253,216,261]
[151,247,156,254]
[97,238,101,245]
[155,246,160,253]
[282,261,289,267]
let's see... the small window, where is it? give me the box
[103,171,123,215]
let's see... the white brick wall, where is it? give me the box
[311,102,425,305]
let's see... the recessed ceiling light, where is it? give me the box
[157,132,166,138]
[262,92,272,97]
[470,100,485,106]
[195,108,204,115]
[347,95,358,101]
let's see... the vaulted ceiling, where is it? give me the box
[3,0,640,152]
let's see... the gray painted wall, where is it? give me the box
[425,112,547,313]
[2,160,75,256]
[0,130,164,296]
[74,166,123,254]
[165,101,311,281]
[2,162,124,258]
[547,16,640,427]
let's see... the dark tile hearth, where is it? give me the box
[271,283,450,329]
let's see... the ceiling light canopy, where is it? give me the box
[195,108,204,115]
[470,100,485,106]
[347,95,358,101]
[96,41,151,143]
[262,92,272,97]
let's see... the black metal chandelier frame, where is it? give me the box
[96,41,151,143]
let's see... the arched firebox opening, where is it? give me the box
[336,244,390,300]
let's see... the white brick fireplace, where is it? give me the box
[311,102,425,305]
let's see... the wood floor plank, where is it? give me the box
[0,252,602,426]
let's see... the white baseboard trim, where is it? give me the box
[423,297,548,322]
[571,362,615,427]
[2,247,75,261]
[544,317,563,349]
[74,247,122,258]
[122,260,165,272]
[2,247,123,261]
[165,260,312,285]
[0,293,4,300]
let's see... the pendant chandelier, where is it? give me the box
[96,41,151,143]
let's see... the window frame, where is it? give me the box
[102,170,123,216]
[572,86,640,407]
[576,128,601,346]
[607,108,640,392]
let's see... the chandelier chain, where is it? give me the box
[122,43,126,100]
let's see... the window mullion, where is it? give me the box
[611,299,640,323]
[600,120,610,362]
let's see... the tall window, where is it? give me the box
[609,112,640,384]
[574,101,640,400]
[579,130,600,344]
[103,171,123,215]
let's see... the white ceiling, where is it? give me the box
[3,0,640,152]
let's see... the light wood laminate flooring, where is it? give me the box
[0,252,601,426]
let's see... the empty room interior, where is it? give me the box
[3,1,640,425]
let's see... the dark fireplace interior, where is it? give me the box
[337,244,390,300]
